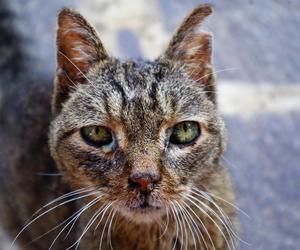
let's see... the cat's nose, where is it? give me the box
[128,172,160,193]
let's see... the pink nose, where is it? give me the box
[128,172,160,192]
[132,177,151,188]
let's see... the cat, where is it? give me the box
[0,4,238,250]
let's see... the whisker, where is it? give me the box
[48,196,102,249]
[36,172,64,176]
[186,194,235,249]
[193,188,251,246]
[199,192,238,244]
[24,195,101,247]
[174,201,196,250]
[112,212,120,233]
[11,190,99,248]
[57,51,105,108]
[175,202,188,250]
[180,62,238,81]
[190,190,238,247]
[181,203,207,250]
[94,203,114,232]
[173,203,184,250]
[156,218,165,236]
[32,187,95,217]
[68,202,111,250]
[158,207,170,239]
[180,199,214,250]
[170,203,180,250]
[215,159,252,218]
[193,67,239,84]
[64,196,104,240]
[107,208,117,250]
[99,203,115,250]
[58,51,94,85]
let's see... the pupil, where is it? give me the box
[95,127,100,134]
[169,121,200,146]
[183,123,188,132]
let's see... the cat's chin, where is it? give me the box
[117,205,165,224]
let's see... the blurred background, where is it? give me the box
[0,0,299,249]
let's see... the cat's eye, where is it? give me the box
[80,126,115,151]
[169,121,201,145]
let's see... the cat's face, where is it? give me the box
[49,5,226,223]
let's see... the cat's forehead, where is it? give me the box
[66,60,215,134]
[88,60,207,101]
[92,60,172,92]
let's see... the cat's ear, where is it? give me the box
[53,8,109,113]
[162,5,215,101]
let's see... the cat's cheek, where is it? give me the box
[53,134,121,187]
[54,147,97,189]
[54,148,114,191]
[162,135,221,185]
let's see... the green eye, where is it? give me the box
[169,121,201,145]
[81,126,114,149]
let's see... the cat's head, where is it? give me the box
[49,5,227,223]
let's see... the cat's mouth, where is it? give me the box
[130,200,162,211]
[116,194,165,223]
[128,195,163,212]
[120,205,164,224]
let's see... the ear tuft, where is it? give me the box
[162,4,216,101]
[165,4,213,59]
[53,8,109,114]
[56,8,108,81]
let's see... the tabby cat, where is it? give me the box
[2,4,238,250]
